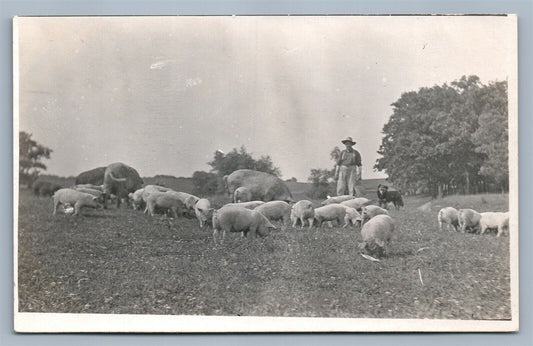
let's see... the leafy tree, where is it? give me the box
[330,146,342,163]
[306,168,335,199]
[472,81,509,192]
[208,146,281,177]
[19,131,52,186]
[374,75,506,198]
[308,168,334,186]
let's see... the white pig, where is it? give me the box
[359,214,395,258]
[212,206,277,243]
[290,200,315,229]
[52,188,100,216]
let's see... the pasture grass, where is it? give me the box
[17,190,510,319]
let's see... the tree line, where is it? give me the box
[374,75,509,198]
[20,74,509,200]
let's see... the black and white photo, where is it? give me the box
[14,15,518,332]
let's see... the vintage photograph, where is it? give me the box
[14,15,518,332]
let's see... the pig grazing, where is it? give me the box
[161,190,199,212]
[183,194,201,211]
[145,191,186,218]
[212,206,277,243]
[290,200,315,229]
[223,201,265,210]
[343,206,363,228]
[437,207,459,232]
[233,186,252,203]
[194,198,214,229]
[359,214,395,258]
[479,212,509,237]
[53,188,100,216]
[340,197,371,211]
[138,185,173,212]
[254,201,291,228]
[129,187,146,210]
[223,169,294,203]
[75,184,103,192]
[73,187,103,198]
[320,195,356,206]
[102,162,144,209]
[313,204,347,228]
[361,205,390,224]
[162,191,198,217]
[457,208,482,233]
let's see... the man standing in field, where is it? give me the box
[334,137,364,196]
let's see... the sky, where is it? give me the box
[16,15,516,181]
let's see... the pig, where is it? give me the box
[129,187,146,210]
[359,214,395,258]
[361,205,390,225]
[313,204,347,228]
[52,188,100,216]
[73,187,104,201]
[183,194,201,211]
[223,169,294,202]
[343,206,363,228]
[290,200,315,229]
[75,166,106,185]
[254,201,291,229]
[479,212,509,237]
[102,162,144,209]
[212,206,277,243]
[145,191,186,218]
[457,208,482,233]
[163,191,199,215]
[75,184,104,192]
[223,201,265,210]
[320,195,356,206]
[163,191,198,206]
[194,198,214,229]
[437,207,459,232]
[233,186,252,203]
[340,197,372,211]
[139,185,174,213]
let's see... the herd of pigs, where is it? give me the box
[31,162,509,258]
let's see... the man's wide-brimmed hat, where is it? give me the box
[341,137,356,145]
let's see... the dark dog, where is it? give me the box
[377,184,404,210]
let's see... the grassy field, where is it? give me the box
[17,189,510,319]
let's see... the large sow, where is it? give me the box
[102,162,144,208]
[223,169,294,203]
[75,166,106,185]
